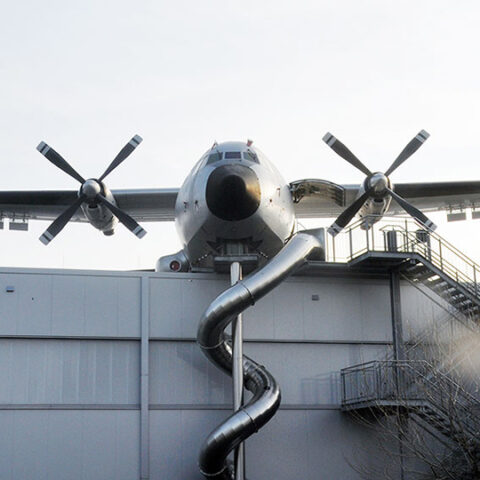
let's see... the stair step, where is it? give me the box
[431,286,457,297]
[429,279,452,288]
[415,271,437,282]
[464,304,480,312]
[459,304,480,315]
[452,298,480,311]
[451,295,469,306]
[405,265,427,276]
[428,278,446,287]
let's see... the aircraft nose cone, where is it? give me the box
[206,164,261,221]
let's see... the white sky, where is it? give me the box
[1,0,480,270]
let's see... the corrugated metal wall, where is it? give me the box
[0,267,445,479]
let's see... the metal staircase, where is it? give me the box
[326,216,480,323]
[330,217,480,452]
[341,360,480,447]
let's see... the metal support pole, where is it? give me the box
[140,276,150,480]
[390,269,405,362]
[231,262,245,480]
[389,269,406,480]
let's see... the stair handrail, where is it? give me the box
[331,216,480,299]
[399,360,480,437]
[378,217,480,271]
[338,215,479,271]
[399,230,479,300]
[341,360,480,436]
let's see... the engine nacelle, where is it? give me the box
[358,196,392,228]
[80,182,118,235]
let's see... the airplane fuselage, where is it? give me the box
[173,141,295,270]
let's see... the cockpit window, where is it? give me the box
[243,151,259,163]
[225,151,241,159]
[206,152,223,164]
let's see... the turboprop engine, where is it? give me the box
[80,180,118,235]
[36,135,147,244]
[323,130,437,235]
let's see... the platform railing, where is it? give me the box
[326,216,480,299]
[341,360,480,437]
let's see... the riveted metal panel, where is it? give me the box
[247,410,391,480]
[51,275,141,337]
[0,273,53,335]
[243,277,393,342]
[0,340,139,405]
[0,272,141,338]
[149,277,226,338]
[149,275,395,343]
[149,341,232,406]
[150,410,227,480]
[0,410,139,480]
[401,283,452,342]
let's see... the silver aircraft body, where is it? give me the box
[173,141,295,269]
[1,131,480,271]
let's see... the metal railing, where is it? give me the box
[341,360,480,437]
[326,216,480,300]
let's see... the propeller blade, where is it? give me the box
[39,194,86,245]
[385,130,430,177]
[322,132,372,177]
[387,188,437,231]
[328,188,374,236]
[37,142,86,184]
[96,195,147,238]
[99,135,143,181]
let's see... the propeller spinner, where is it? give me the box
[323,130,436,236]
[36,135,147,245]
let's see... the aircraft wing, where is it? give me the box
[0,188,179,222]
[391,181,480,213]
[2,180,479,224]
[290,179,480,218]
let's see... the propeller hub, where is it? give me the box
[368,172,389,195]
[82,179,102,198]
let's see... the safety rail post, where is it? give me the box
[349,228,353,260]
[474,265,478,297]
[332,233,336,262]
[375,362,381,400]
[372,223,375,251]
[439,240,443,270]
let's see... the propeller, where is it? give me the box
[37,135,147,245]
[323,130,436,236]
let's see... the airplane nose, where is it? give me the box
[206,164,261,221]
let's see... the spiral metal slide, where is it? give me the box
[197,229,325,479]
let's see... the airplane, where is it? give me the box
[0,130,479,272]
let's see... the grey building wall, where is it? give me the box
[0,267,444,479]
